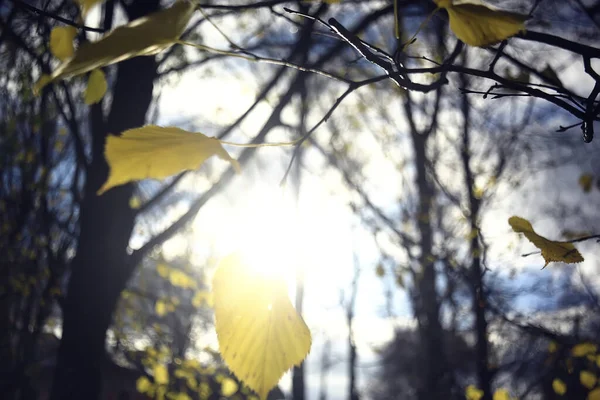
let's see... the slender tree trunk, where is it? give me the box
[50,2,159,399]
[459,68,491,400]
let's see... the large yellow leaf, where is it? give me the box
[434,0,527,47]
[35,1,194,94]
[50,26,77,61]
[84,69,107,105]
[212,254,312,400]
[97,126,240,195]
[508,216,584,267]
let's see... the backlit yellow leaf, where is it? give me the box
[213,254,311,400]
[169,270,195,289]
[157,263,170,278]
[35,1,194,94]
[553,378,567,395]
[573,343,598,357]
[84,69,107,105]
[221,377,239,396]
[466,384,484,400]
[581,371,597,389]
[589,388,600,400]
[129,196,141,209]
[154,364,169,385]
[509,216,584,267]
[435,0,527,47]
[50,26,77,61]
[97,126,240,195]
[136,376,153,393]
[493,389,511,400]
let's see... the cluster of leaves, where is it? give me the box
[548,342,600,399]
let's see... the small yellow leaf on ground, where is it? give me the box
[98,126,240,195]
[434,0,527,47]
[84,69,107,105]
[213,254,311,400]
[35,1,195,93]
[508,216,584,267]
[573,343,598,357]
[553,378,567,395]
[50,26,77,61]
[466,384,484,400]
[493,388,511,400]
[579,174,594,193]
[221,377,239,396]
[581,371,597,389]
[589,388,600,400]
[154,364,169,385]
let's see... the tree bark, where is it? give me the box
[50,2,159,399]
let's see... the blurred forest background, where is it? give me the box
[1,0,600,399]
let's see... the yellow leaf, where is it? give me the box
[75,0,105,18]
[97,126,240,195]
[35,1,194,94]
[548,341,558,353]
[212,254,312,400]
[375,263,385,277]
[198,382,212,399]
[553,378,567,395]
[154,364,169,385]
[435,0,527,47]
[136,376,153,393]
[589,388,600,400]
[155,300,168,317]
[129,196,141,209]
[581,371,597,389]
[157,263,170,278]
[50,26,77,61]
[572,343,597,357]
[84,69,107,105]
[169,270,195,289]
[493,389,511,400]
[466,384,484,400]
[166,392,192,400]
[221,377,239,396]
[508,216,584,267]
[579,174,594,193]
[192,290,213,308]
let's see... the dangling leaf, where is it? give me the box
[35,1,195,94]
[434,0,527,47]
[50,26,77,61]
[84,69,107,105]
[212,254,312,400]
[98,126,240,195]
[508,216,584,267]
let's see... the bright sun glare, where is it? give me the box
[208,183,304,281]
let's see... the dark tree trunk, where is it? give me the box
[49,2,159,399]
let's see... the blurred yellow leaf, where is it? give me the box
[169,270,195,289]
[466,384,484,400]
[192,290,213,308]
[35,1,195,93]
[553,378,567,395]
[589,388,600,400]
[493,389,511,400]
[136,376,153,393]
[573,343,598,357]
[155,300,168,317]
[548,341,558,353]
[509,216,584,267]
[579,174,594,193]
[213,253,311,400]
[97,126,240,195]
[581,371,597,389]
[84,69,107,105]
[435,0,527,47]
[50,26,77,61]
[154,364,169,385]
[129,196,141,209]
[157,263,170,278]
[166,392,192,400]
[375,263,385,277]
[221,377,239,396]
